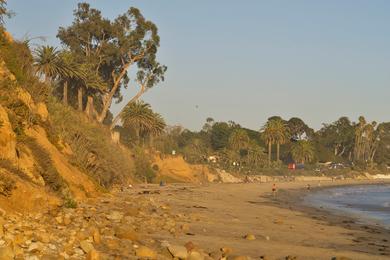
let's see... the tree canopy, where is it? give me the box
[57,2,166,123]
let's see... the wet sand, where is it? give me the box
[137,179,390,259]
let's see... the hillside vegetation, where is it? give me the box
[0,28,138,211]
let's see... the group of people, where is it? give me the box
[271,182,314,197]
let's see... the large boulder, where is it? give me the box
[0,105,16,161]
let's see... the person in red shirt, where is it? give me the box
[272,183,277,197]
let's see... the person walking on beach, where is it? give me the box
[272,183,277,197]
[307,184,311,191]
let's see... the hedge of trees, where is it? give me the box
[151,116,390,173]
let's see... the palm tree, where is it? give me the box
[273,118,289,162]
[354,116,367,162]
[262,118,289,165]
[79,64,106,119]
[34,46,70,83]
[34,46,84,106]
[229,129,250,151]
[147,112,166,145]
[56,51,84,106]
[291,140,315,164]
[121,101,166,144]
[262,121,276,166]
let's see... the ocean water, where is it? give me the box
[304,184,390,228]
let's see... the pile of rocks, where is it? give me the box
[0,191,190,259]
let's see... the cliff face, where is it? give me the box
[153,154,217,183]
[0,104,16,161]
[0,33,99,213]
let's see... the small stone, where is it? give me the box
[105,238,120,250]
[74,247,85,255]
[76,231,89,241]
[188,250,205,260]
[13,245,23,256]
[185,241,196,252]
[13,234,24,245]
[181,224,190,232]
[60,252,70,259]
[168,245,188,259]
[0,246,14,260]
[209,251,223,260]
[285,256,298,260]
[124,207,139,217]
[55,216,63,224]
[92,229,101,244]
[114,227,138,241]
[245,234,256,241]
[273,219,283,225]
[28,242,42,253]
[221,247,234,256]
[36,232,50,243]
[87,249,100,260]
[136,246,157,259]
[227,256,250,260]
[106,211,123,221]
[80,240,94,254]
[63,215,72,225]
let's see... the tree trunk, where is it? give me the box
[149,135,154,147]
[110,84,147,129]
[78,87,83,111]
[97,62,133,124]
[276,142,280,162]
[63,81,68,105]
[85,95,94,121]
[338,146,346,156]
[135,127,141,145]
[268,142,272,166]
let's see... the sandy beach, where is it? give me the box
[132,179,390,259]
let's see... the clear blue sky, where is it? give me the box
[6,0,390,130]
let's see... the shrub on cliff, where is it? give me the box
[47,99,135,188]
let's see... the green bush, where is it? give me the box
[0,33,33,85]
[133,147,156,183]
[63,197,77,208]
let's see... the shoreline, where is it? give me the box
[139,179,390,259]
[274,179,390,229]
[263,179,390,257]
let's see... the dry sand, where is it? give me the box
[137,179,390,260]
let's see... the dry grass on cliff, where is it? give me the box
[47,100,135,188]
